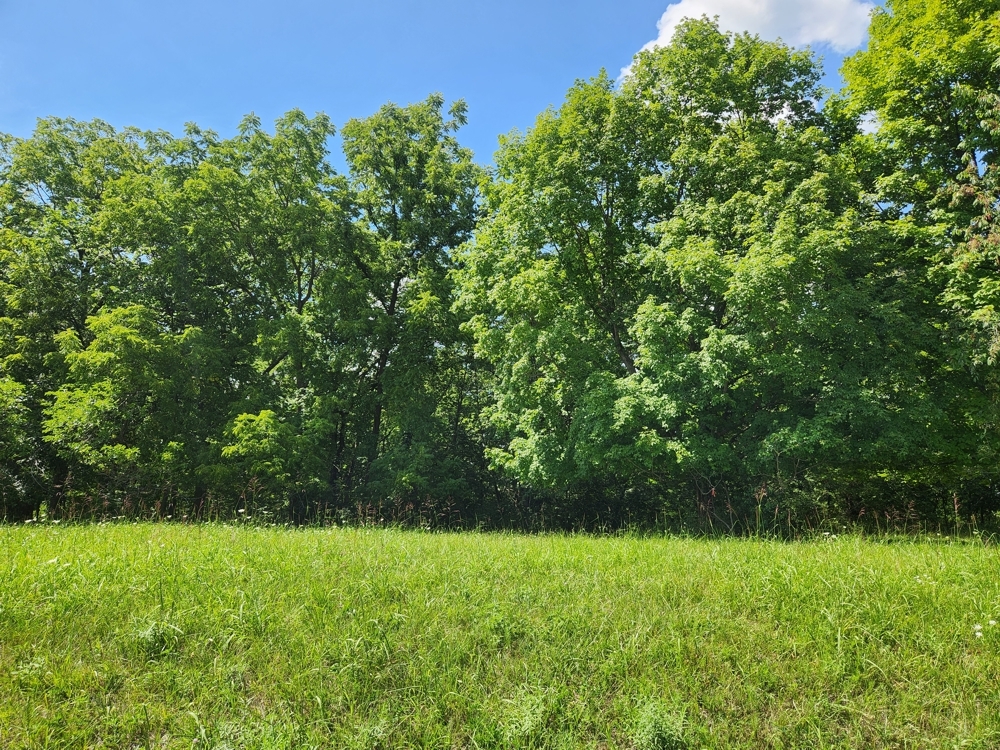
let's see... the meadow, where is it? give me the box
[1,524,999,749]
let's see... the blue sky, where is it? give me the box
[0,0,876,166]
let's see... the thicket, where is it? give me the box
[1,0,999,529]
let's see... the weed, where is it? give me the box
[134,620,184,659]
[634,703,687,750]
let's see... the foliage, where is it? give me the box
[457,17,992,524]
[0,375,29,516]
[0,98,493,524]
[842,0,1000,210]
[839,0,1000,512]
[1,6,1000,526]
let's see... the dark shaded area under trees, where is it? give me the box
[2,0,999,532]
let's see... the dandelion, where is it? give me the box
[976,631,984,638]
[991,621,997,627]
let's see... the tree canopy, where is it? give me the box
[2,5,999,530]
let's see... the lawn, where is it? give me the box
[1,524,998,748]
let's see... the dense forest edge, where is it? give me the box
[1,0,999,532]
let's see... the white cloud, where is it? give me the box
[641,0,875,54]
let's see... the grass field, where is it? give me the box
[1,524,999,749]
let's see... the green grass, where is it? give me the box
[1,524,999,748]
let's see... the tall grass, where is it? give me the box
[1,524,999,748]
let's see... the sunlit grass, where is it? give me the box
[2,524,999,748]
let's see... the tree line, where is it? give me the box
[2,0,999,530]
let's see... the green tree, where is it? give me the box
[459,18,970,525]
[841,0,1000,359]
[339,94,486,514]
[0,376,29,519]
[168,110,354,519]
[841,0,1000,512]
[42,306,207,515]
[842,0,1000,211]
[0,119,150,517]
